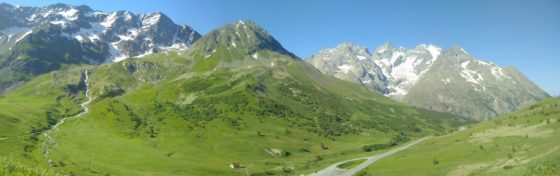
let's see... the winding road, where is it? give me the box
[308,136,432,176]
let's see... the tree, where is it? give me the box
[433,158,439,165]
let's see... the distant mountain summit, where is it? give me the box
[0,3,200,62]
[306,42,549,120]
[306,42,388,93]
[192,20,297,59]
[0,3,200,93]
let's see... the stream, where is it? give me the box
[42,70,93,166]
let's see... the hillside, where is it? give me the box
[0,20,472,175]
[360,97,560,176]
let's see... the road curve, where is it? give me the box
[308,136,432,176]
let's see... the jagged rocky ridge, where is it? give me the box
[306,42,549,120]
[0,3,200,93]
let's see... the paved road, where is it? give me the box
[308,136,432,176]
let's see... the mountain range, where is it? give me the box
[0,2,554,176]
[0,3,473,175]
[0,3,199,94]
[306,42,549,120]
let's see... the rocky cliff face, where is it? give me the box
[0,3,201,94]
[306,42,549,120]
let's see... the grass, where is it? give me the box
[0,157,60,176]
[521,154,560,176]
[337,159,367,169]
[360,97,560,176]
[0,49,471,175]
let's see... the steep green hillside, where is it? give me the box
[361,97,560,176]
[0,21,472,175]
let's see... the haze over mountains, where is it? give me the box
[307,42,549,120]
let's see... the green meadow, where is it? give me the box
[360,97,560,176]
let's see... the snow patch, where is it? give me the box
[461,61,470,69]
[15,30,32,43]
[476,60,491,66]
[390,55,422,89]
[426,45,441,61]
[92,11,108,16]
[0,27,31,43]
[204,49,216,59]
[58,8,79,20]
[142,13,161,28]
[117,29,139,41]
[68,22,104,42]
[27,14,38,22]
[160,43,188,51]
[356,55,367,60]
[337,64,352,74]
[109,42,127,62]
[460,61,484,84]
[460,48,469,54]
[101,12,118,28]
[42,10,55,18]
[491,66,510,80]
[123,11,133,21]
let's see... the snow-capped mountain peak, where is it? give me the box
[306,42,549,120]
[0,3,201,63]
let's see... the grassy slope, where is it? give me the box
[361,97,560,176]
[0,51,470,175]
[0,67,86,166]
[1,157,60,176]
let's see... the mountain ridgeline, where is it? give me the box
[0,3,200,94]
[0,2,552,176]
[306,42,549,120]
[0,3,475,175]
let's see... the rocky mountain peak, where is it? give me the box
[307,42,550,120]
[0,2,202,94]
[192,20,296,58]
[334,42,370,56]
[375,42,396,54]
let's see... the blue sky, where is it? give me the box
[4,0,560,95]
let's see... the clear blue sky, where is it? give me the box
[4,0,560,95]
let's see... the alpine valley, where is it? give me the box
[0,2,558,176]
